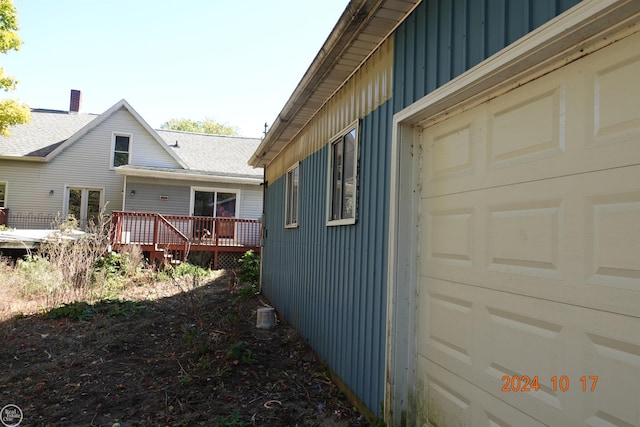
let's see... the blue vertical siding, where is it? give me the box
[393,0,581,112]
[261,0,584,416]
[261,101,392,414]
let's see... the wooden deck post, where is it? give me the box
[213,218,219,269]
[108,212,260,269]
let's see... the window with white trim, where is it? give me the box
[65,187,103,229]
[111,133,131,168]
[285,163,299,228]
[327,122,358,225]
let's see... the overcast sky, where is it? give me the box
[2,0,349,137]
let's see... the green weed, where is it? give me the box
[238,250,260,285]
[46,299,143,321]
[213,410,248,427]
[225,341,255,365]
[235,283,257,301]
[182,324,210,356]
[47,301,95,321]
[171,262,207,278]
[16,255,61,298]
[195,356,212,371]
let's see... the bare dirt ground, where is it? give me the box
[0,271,372,426]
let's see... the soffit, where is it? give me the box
[250,0,419,168]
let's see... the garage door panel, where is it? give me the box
[581,311,640,426]
[585,412,636,427]
[418,282,475,378]
[424,31,640,200]
[592,53,640,143]
[422,279,573,420]
[423,166,640,317]
[488,85,565,168]
[420,277,640,426]
[479,298,575,421]
[482,183,567,284]
[486,301,640,426]
[417,357,549,427]
[487,199,563,280]
[423,107,485,198]
[416,30,640,426]
[424,183,568,293]
[586,189,640,291]
[429,118,477,180]
[422,199,475,275]
[584,331,640,423]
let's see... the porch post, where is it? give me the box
[213,217,219,269]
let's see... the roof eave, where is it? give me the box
[249,0,373,168]
[0,155,47,162]
[249,0,421,168]
[43,100,189,169]
[115,166,263,186]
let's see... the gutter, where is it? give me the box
[115,167,263,186]
[0,155,47,162]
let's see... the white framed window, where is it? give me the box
[111,133,131,168]
[327,121,359,226]
[191,188,240,218]
[190,187,241,239]
[285,162,299,228]
[0,182,6,208]
[64,186,104,229]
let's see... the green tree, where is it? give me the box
[0,0,30,136]
[160,117,238,136]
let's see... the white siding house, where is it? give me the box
[0,94,263,231]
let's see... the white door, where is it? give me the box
[66,187,103,229]
[415,31,640,426]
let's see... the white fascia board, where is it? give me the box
[115,167,263,186]
[395,0,640,128]
[0,155,46,162]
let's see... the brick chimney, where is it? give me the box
[69,89,81,113]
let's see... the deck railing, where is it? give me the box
[4,210,59,230]
[110,211,261,264]
[155,214,189,261]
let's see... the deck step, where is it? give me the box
[163,251,182,265]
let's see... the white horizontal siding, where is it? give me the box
[0,106,183,226]
[0,106,263,228]
[105,109,179,169]
[125,179,190,216]
[0,160,78,224]
[239,187,263,220]
[126,177,262,220]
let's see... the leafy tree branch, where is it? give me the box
[0,0,30,136]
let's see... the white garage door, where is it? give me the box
[416,30,640,426]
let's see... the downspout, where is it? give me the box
[258,169,267,293]
[122,175,128,211]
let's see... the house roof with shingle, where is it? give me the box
[156,129,262,178]
[0,100,187,169]
[1,100,263,183]
[0,109,98,158]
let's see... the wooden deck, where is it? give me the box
[110,212,261,267]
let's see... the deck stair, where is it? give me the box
[110,211,260,268]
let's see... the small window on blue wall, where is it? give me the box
[285,162,299,228]
[327,121,358,226]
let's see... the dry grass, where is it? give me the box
[0,250,226,323]
[0,256,46,321]
[0,211,151,321]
